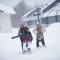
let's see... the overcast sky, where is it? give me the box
[0,0,55,8]
[0,0,22,8]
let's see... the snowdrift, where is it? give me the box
[44,23,60,47]
[0,23,60,60]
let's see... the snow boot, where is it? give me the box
[22,50,26,53]
[27,48,31,53]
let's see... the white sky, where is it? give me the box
[0,0,22,8]
[0,0,55,8]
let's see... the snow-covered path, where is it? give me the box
[0,23,60,60]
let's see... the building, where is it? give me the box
[22,0,60,27]
[0,4,16,33]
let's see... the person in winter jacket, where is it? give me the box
[18,24,33,53]
[33,24,45,47]
[18,24,24,50]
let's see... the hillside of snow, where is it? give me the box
[0,23,60,60]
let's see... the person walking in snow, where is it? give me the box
[33,24,45,47]
[18,24,24,50]
[18,24,33,53]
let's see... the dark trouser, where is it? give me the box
[21,42,28,50]
[36,38,45,47]
[36,39,39,47]
[41,39,45,46]
[21,42,23,50]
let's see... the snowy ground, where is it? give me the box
[0,23,60,60]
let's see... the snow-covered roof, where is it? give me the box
[22,0,55,20]
[22,2,60,22]
[0,4,16,14]
[22,8,36,19]
[43,3,60,17]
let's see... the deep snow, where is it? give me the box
[0,23,60,60]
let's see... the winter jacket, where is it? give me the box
[20,31,33,43]
[33,25,44,40]
[37,32,44,40]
